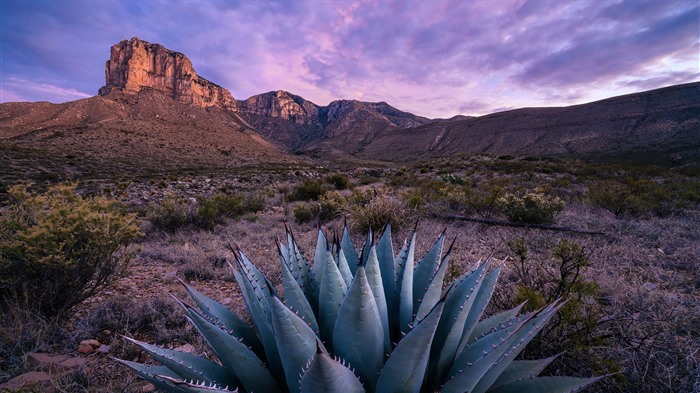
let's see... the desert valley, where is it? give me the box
[1,34,699,393]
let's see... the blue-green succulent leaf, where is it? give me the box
[230,262,284,386]
[341,224,360,275]
[427,259,490,388]
[413,230,445,316]
[279,247,320,335]
[179,280,263,358]
[468,302,526,345]
[319,249,348,347]
[486,375,606,393]
[415,238,453,323]
[123,337,239,390]
[337,248,353,288]
[490,354,561,389]
[397,230,417,334]
[456,264,502,356]
[333,265,384,390]
[376,223,396,316]
[115,360,190,393]
[470,301,566,393]
[178,301,280,393]
[375,295,445,393]
[270,295,325,393]
[365,245,391,354]
[300,347,365,393]
[312,228,329,287]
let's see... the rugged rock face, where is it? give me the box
[239,90,320,125]
[98,37,237,111]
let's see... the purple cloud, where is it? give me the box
[1,0,697,118]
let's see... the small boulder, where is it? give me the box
[0,371,52,391]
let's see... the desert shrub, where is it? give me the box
[589,177,699,219]
[0,184,141,319]
[211,193,245,217]
[325,173,350,190]
[242,191,267,213]
[463,181,505,218]
[293,202,318,224]
[342,192,408,233]
[287,179,325,202]
[318,190,346,223]
[439,173,467,185]
[194,197,221,230]
[502,238,605,381]
[497,191,564,225]
[402,188,426,212]
[148,193,193,231]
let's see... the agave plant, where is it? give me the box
[118,224,604,392]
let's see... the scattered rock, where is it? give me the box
[78,345,94,354]
[0,371,52,392]
[97,344,111,354]
[26,352,87,373]
[79,339,101,348]
[141,382,157,392]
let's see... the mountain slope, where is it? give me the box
[359,82,700,163]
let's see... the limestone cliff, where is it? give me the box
[238,90,320,125]
[98,37,237,111]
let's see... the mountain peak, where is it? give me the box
[98,37,237,111]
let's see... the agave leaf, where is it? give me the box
[486,375,606,393]
[230,265,284,387]
[375,295,445,393]
[396,229,417,334]
[468,302,526,345]
[360,229,373,266]
[312,228,329,287]
[123,337,239,390]
[319,249,348,348]
[177,299,280,393]
[279,246,320,334]
[376,223,396,314]
[490,354,561,390]
[337,248,353,288]
[235,251,272,319]
[412,230,445,316]
[333,265,384,390]
[158,375,238,393]
[455,264,502,356]
[443,302,564,393]
[287,230,318,307]
[179,280,263,358]
[270,295,324,393]
[414,238,453,323]
[300,346,365,393]
[364,245,391,354]
[470,301,567,393]
[115,359,191,393]
[427,259,490,389]
[341,224,360,275]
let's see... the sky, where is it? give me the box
[1,0,698,118]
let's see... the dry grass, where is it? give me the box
[2,158,698,392]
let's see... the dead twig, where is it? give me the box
[438,215,607,236]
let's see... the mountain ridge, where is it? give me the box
[2,37,698,169]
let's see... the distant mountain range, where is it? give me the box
[2,37,698,170]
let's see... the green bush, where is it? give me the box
[287,180,325,202]
[497,191,564,225]
[342,192,408,233]
[318,191,346,223]
[0,184,141,319]
[325,173,350,190]
[463,182,505,218]
[293,203,318,224]
[148,193,193,231]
